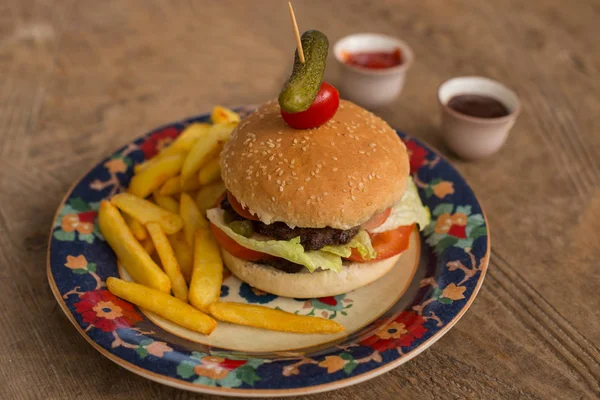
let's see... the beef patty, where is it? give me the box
[257,258,304,273]
[220,196,360,251]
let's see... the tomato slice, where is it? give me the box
[227,192,260,221]
[209,223,269,261]
[347,224,415,262]
[281,82,340,129]
[362,208,391,231]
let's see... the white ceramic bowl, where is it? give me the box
[333,33,413,109]
[438,76,521,160]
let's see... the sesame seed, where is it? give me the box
[291,159,295,165]
[359,150,365,154]
[317,163,322,168]
[303,136,309,140]
[271,196,275,202]
[305,177,311,182]
[351,195,356,201]
[278,170,284,176]
[306,199,311,205]
[297,186,304,191]
[277,138,282,142]
[332,156,338,161]
[288,201,292,206]
[291,171,297,176]
[369,143,377,147]
[279,186,283,192]
[323,192,328,196]
[293,138,298,144]
[276,179,281,184]
[330,141,335,146]
[269,155,275,161]
[332,167,338,171]
[302,146,307,151]
[310,195,316,199]
[268,175,272,180]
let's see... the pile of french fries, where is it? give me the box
[99,106,343,336]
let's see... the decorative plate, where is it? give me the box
[47,107,489,397]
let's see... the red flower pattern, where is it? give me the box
[360,311,427,352]
[404,140,427,174]
[219,359,247,370]
[139,127,181,159]
[74,290,142,332]
[318,296,338,306]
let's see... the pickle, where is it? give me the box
[278,30,329,113]
[229,220,254,238]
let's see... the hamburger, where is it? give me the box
[206,100,429,298]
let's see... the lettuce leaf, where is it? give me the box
[370,177,431,233]
[206,208,343,273]
[321,230,376,260]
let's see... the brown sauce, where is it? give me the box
[448,94,509,119]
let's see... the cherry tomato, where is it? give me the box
[209,223,270,261]
[227,192,260,221]
[362,208,391,231]
[347,224,415,262]
[281,82,340,129]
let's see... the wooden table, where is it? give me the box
[1,0,599,398]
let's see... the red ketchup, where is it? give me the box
[344,48,403,69]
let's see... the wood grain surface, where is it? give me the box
[1,0,599,399]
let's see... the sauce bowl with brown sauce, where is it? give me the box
[438,77,520,160]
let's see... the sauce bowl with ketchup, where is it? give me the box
[334,33,413,109]
[438,76,520,160]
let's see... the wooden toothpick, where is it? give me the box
[288,1,305,63]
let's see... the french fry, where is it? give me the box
[209,302,344,334]
[97,201,170,292]
[153,192,179,214]
[146,222,188,302]
[168,123,211,153]
[211,106,241,124]
[180,193,208,246]
[141,237,155,255]
[107,277,216,335]
[197,156,221,185]
[123,213,148,241]
[196,181,226,212]
[168,232,193,283]
[111,193,183,235]
[159,175,201,196]
[180,123,234,184]
[128,153,185,198]
[134,124,211,174]
[189,229,223,312]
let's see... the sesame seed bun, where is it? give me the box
[221,100,410,229]
[221,249,402,298]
